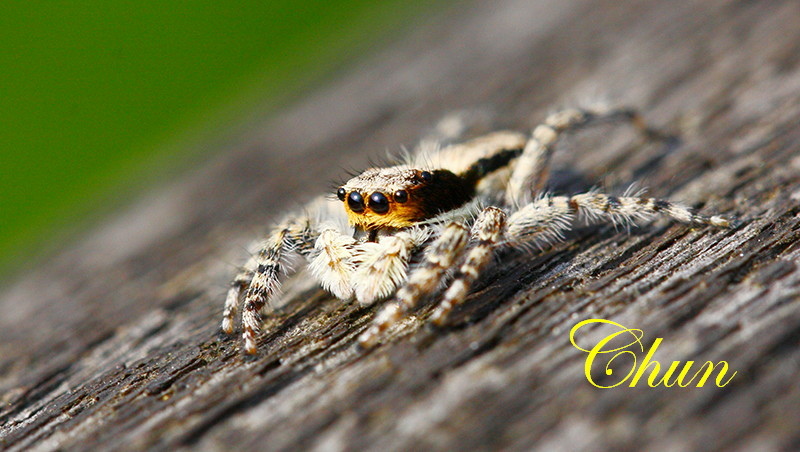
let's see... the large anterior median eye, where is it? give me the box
[348,192,365,212]
[369,192,389,214]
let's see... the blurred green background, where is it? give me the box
[0,1,436,279]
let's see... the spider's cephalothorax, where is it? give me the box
[338,146,523,241]
[221,108,731,354]
[340,168,471,233]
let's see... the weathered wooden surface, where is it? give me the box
[2,0,800,450]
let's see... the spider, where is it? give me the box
[221,107,730,354]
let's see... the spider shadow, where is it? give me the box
[545,130,682,195]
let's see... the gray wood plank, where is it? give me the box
[1,1,799,450]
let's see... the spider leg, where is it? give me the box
[566,192,730,228]
[431,193,728,327]
[504,192,728,251]
[505,107,665,206]
[506,196,576,249]
[222,202,335,354]
[358,222,471,348]
[230,216,320,354]
[429,207,507,325]
[221,260,256,335]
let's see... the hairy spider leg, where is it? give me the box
[506,107,669,207]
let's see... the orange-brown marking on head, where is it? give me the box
[337,166,474,231]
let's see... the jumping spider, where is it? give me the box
[222,107,730,354]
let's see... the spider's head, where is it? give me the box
[337,166,474,230]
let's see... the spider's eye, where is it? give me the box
[337,187,346,201]
[394,190,408,203]
[369,192,390,214]
[420,171,433,182]
[348,192,365,212]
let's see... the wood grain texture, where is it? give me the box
[2,0,800,450]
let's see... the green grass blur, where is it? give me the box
[0,1,435,278]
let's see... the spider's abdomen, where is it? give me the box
[404,170,475,223]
